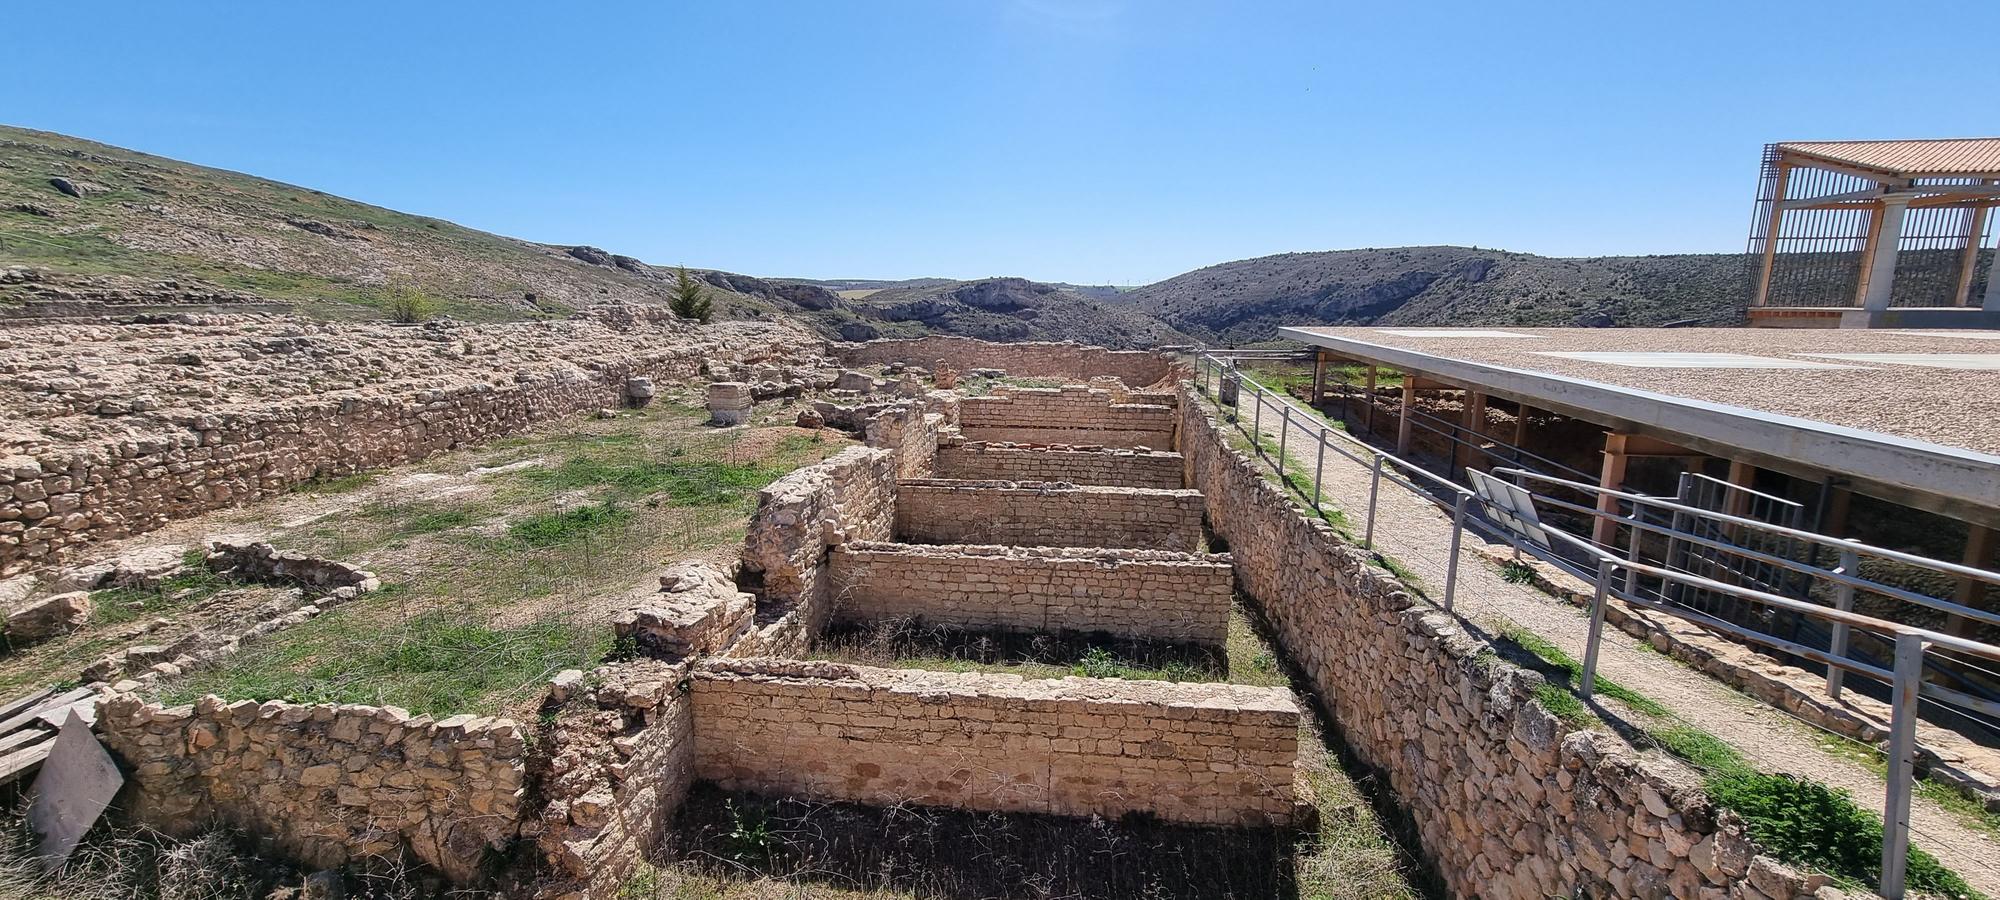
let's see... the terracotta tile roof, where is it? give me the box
[1777,138,2000,179]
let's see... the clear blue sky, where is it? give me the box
[6,1,1995,284]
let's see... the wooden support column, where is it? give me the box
[1311,351,1328,406]
[1396,379,1416,456]
[1456,391,1488,474]
[1594,434,1632,548]
[1363,365,1378,435]
[1513,402,1535,454]
[1821,485,1854,540]
[1951,525,1998,639]
[1953,195,1992,307]
[1753,160,1792,308]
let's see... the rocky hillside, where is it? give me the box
[2,125,1753,347]
[1117,246,1751,344]
[782,276,1187,346]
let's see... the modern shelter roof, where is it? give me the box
[1776,138,2000,179]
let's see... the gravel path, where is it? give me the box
[1240,397,2000,895]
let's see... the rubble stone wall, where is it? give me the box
[97,694,526,884]
[534,658,696,898]
[936,444,1184,489]
[958,387,1176,449]
[1177,385,1828,900]
[894,479,1204,552]
[690,658,1298,827]
[828,541,1232,644]
[734,446,897,657]
[0,339,817,575]
[833,336,1174,388]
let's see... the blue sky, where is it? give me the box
[6,1,1995,284]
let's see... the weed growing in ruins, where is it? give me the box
[387,285,439,323]
[1498,559,1538,585]
[88,551,237,627]
[509,501,634,547]
[162,608,606,717]
[1494,623,1666,718]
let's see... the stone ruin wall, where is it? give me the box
[97,694,527,884]
[957,386,1177,449]
[935,443,1185,489]
[894,479,1205,552]
[1177,384,1830,900]
[828,541,1232,644]
[690,658,1297,828]
[832,335,1176,389]
[0,336,822,575]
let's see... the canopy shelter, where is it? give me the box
[1748,138,2000,328]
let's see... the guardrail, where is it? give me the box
[1189,348,2000,899]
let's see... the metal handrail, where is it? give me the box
[1498,467,2000,591]
[1190,347,2000,899]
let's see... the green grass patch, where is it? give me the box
[522,456,787,505]
[1498,559,1538,584]
[161,607,605,717]
[508,501,633,547]
[86,551,234,627]
[1495,622,1667,717]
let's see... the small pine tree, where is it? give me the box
[670,266,714,323]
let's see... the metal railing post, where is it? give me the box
[1313,426,1326,512]
[1827,547,1860,699]
[1881,631,1924,900]
[1278,405,1290,479]
[1364,456,1384,550]
[1625,509,1644,597]
[1445,493,1467,612]
[1581,559,1612,701]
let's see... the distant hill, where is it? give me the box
[2,125,1754,347]
[1119,246,1751,345]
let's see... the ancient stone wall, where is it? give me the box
[97,693,526,884]
[0,332,821,575]
[828,541,1232,644]
[690,658,1297,827]
[1177,385,1828,900]
[894,479,1204,552]
[958,386,1176,450]
[936,443,1184,489]
[534,657,696,898]
[833,336,1175,388]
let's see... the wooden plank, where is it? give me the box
[0,687,92,736]
[0,687,56,724]
[35,701,94,730]
[0,735,55,786]
[0,726,50,755]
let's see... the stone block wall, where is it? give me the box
[958,386,1176,450]
[894,479,1204,552]
[690,658,1298,827]
[97,694,527,883]
[833,336,1175,388]
[734,446,897,657]
[534,658,696,898]
[1177,385,1829,900]
[828,541,1232,644]
[936,443,1184,489]
[1,334,821,575]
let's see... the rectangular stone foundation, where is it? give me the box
[936,444,1185,489]
[829,541,1231,644]
[958,387,1176,450]
[893,479,1204,552]
[691,658,1298,827]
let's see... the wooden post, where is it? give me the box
[1950,524,1998,639]
[1396,379,1416,456]
[1311,350,1328,406]
[1955,195,1992,307]
[1364,365,1378,435]
[1513,402,1535,454]
[1594,433,1631,548]
[1753,160,1792,308]
[1456,391,1488,474]
[1821,485,1853,540]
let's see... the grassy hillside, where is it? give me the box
[2,125,1754,345]
[0,125,781,322]
[1120,246,1751,344]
